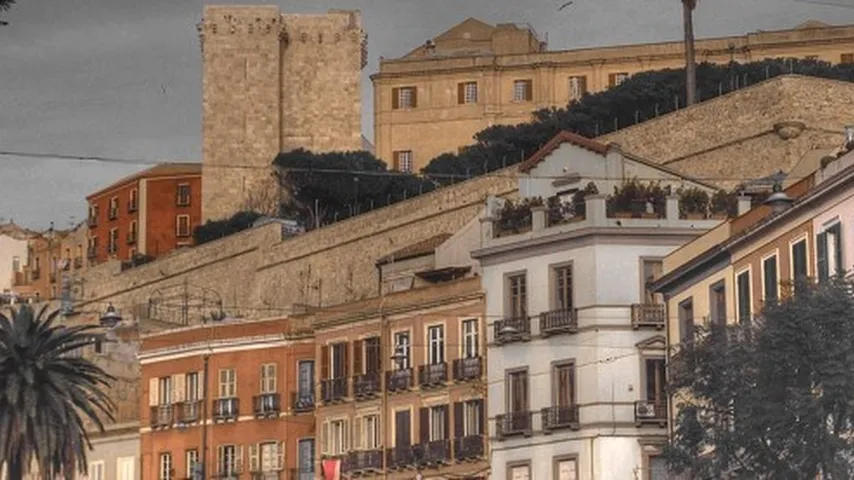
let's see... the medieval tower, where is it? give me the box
[198,5,367,221]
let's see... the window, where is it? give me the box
[458,81,478,104]
[218,368,236,398]
[817,222,843,281]
[128,221,138,243]
[176,215,191,237]
[791,238,809,282]
[842,53,854,64]
[462,319,479,358]
[642,259,663,304]
[507,370,529,413]
[88,461,105,480]
[648,455,670,480]
[185,450,199,479]
[362,336,381,374]
[609,72,629,87]
[117,456,135,480]
[108,228,118,254]
[177,184,191,206]
[298,360,314,396]
[251,441,284,473]
[216,445,242,476]
[159,376,172,405]
[568,76,587,101]
[513,79,533,102]
[428,404,448,441]
[507,273,527,318]
[297,439,315,479]
[260,363,277,393]
[554,265,573,310]
[394,409,412,447]
[129,189,138,211]
[462,399,483,436]
[328,419,348,455]
[553,362,576,407]
[109,197,119,220]
[509,464,531,480]
[185,372,199,401]
[329,342,347,378]
[709,281,726,326]
[392,86,417,109]
[393,331,411,369]
[762,254,779,302]
[88,205,98,223]
[159,453,173,480]
[362,414,381,449]
[736,269,752,323]
[427,324,445,364]
[555,457,578,480]
[393,150,413,173]
[11,256,19,273]
[678,298,694,344]
[644,358,667,406]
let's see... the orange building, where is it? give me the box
[138,316,316,480]
[86,163,202,264]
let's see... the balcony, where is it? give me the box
[321,377,349,404]
[73,257,83,269]
[386,445,415,470]
[288,470,315,480]
[634,400,668,427]
[631,304,666,329]
[213,397,239,422]
[250,472,281,480]
[291,391,315,413]
[453,357,482,382]
[496,411,533,439]
[494,316,531,344]
[540,309,578,336]
[453,435,485,461]
[348,449,383,473]
[31,269,41,280]
[253,393,281,418]
[177,400,201,424]
[418,363,448,388]
[150,404,173,428]
[386,368,413,393]
[542,405,580,433]
[353,373,381,399]
[419,439,451,466]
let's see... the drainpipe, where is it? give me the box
[201,353,210,479]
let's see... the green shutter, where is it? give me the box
[830,223,844,276]
[763,257,778,301]
[817,231,829,282]
[737,272,751,323]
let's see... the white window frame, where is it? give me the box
[364,414,381,450]
[735,267,752,323]
[461,318,479,359]
[463,82,478,104]
[217,444,238,476]
[329,418,347,455]
[398,87,415,109]
[613,72,629,86]
[260,363,277,394]
[568,76,585,100]
[108,228,118,254]
[463,400,481,436]
[219,368,236,398]
[392,330,411,369]
[185,449,199,478]
[429,405,446,441]
[330,343,346,379]
[109,197,119,218]
[789,234,811,280]
[509,463,531,480]
[88,461,105,480]
[824,220,843,276]
[177,183,191,206]
[513,79,531,102]
[158,376,172,405]
[186,372,200,402]
[176,214,191,237]
[761,251,780,302]
[427,324,445,365]
[159,452,172,480]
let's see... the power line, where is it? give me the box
[0,149,812,184]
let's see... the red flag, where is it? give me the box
[322,458,341,480]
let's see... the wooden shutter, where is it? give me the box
[525,80,533,101]
[344,419,351,451]
[148,377,158,407]
[353,416,363,450]
[320,345,330,380]
[235,445,244,473]
[342,343,349,377]
[475,399,485,434]
[197,370,204,400]
[831,223,843,276]
[353,339,364,376]
[392,88,400,109]
[817,231,828,281]
[249,444,260,473]
[216,445,224,474]
[453,402,464,438]
[457,83,465,104]
[173,373,186,403]
[442,405,450,440]
[411,88,418,108]
[419,407,430,444]
[320,421,329,455]
[276,441,285,471]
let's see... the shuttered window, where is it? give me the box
[763,255,778,302]
[508,370,529,413]
[736,270,752,323]
[553,363,575,408]
[457,82,478,104]
[391,87,417,109]
[791,238,808,281]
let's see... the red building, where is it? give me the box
[86,163,202,264]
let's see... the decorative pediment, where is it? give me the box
[636,335,666,351]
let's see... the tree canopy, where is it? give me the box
[193,210,263,246]
[666,276,854,479]
[0,0,15,25]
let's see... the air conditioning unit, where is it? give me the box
[635,401,657,418]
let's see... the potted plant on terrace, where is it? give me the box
[608,179,665,219]
[678,187,710,219]
[710,189,737,219]
[495,197,538,237]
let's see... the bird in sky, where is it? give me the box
[559,1,574,11]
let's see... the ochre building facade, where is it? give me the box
[372,19,854,171]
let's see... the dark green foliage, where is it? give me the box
[193,211,263,246]
[0,0,15,26]
[422,58,854,184]
[273,149,436,229]
[710,189,738,217]
[607,178,668,217]
[568,181,600,220]
[677,186,710,216]
[0,305,115,479]
[666,276,854,478]
[494,198,538,237]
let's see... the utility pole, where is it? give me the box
[682,0,698,106]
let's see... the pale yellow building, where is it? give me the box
[372,19,854,172]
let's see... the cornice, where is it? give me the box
[313,291,484,330]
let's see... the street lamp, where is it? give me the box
[499,323,518,335]
[390,345,407,368]
[99,303,123,328]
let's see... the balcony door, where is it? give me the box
[642,259,663,304]
[298,361,314,396]
[508,370,529,413]
[644,358,666,405]
[554,363,575,408]
[297,439,315,480]
[394,410,411,447]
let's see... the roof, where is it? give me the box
[517,131,609,172]
[87,162,201,200]
[376,233,453,265]
[0,223,37,240]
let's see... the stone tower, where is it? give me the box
[198,5,366,221]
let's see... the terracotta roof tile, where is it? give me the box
[517,131,609,173]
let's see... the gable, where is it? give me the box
[636,335,666,351]
[434,18,495,42]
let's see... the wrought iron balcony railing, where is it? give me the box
[453,435,485,461]
[291,391,315,413]
[495,411,533,439]
[386,445,415,469]
[634,399,668,427]
[347,449,383,472]
[541,405,580,432]
[452,357,482,382]
[419,439,451,466]
[386,368,413,392]
[631,303,666,329]
[418,362,448,388]
[253,393,281,418]
[353,372,381,399]
[213,397,239,422]
[177,400,201,424]
[539,308,578,336]
[150,404,173,428]
[494,316,531,343]
[321,377,349,403]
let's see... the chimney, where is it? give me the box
[763,183,794,215]
[736,195,752,216]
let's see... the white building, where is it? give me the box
[471,132,722,480]
[0,224,31,296]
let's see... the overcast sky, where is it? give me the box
[1,0,851,229]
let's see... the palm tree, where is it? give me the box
[682,0,698,105]
[0,0,16,26]
[0,305,115,480]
